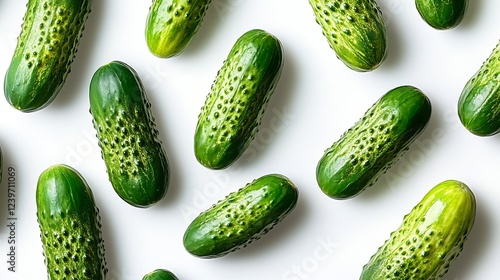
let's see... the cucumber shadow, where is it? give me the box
[375,2,406,72]
[178,0,232,58]
[97,200,121,279]
[454,0,484,30]
[46,0,106,111]
[142,86,184,211]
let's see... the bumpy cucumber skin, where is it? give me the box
[145,0,211,58]
[308,0,388,72]
[36,164,107,279]
[316,86,432,199]
[183,174,298,258]
[458,41,500,136]
[194,29,284,169]
[4,0,93,112]
[415,0,469,30]
[143,269,179,280]
[89,61,169,208]
[360,180,476,279]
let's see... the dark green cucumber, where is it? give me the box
[36,164,107,279]
[145,0,211,58]
[458,40,500,136]
[194,29,284,169]
[89,61,169,208]
[316,86,432,199]
[4,0,93,112]
[415,0,469,30]
[143,269,179,280]
[308,0,388,72]
[183,174,298,258]
[360,180,476,279]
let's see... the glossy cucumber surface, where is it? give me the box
[183,174,298,258]
[415,0,469,30]
[142,269,179,280]
[4,0,93,112]
[36,164,107,279]
[308,0,388,72]
[360,180,476,279]
[458,40,500,136]
[145,0,212,58]
[194,29,284,169]
[316,85,432,199]
[89,61,170,208]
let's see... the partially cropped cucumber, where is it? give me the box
[316,86,432,199]
[183,174,298,258]
[36,164,107,279]
[143,269,179,280]
[308,0,388,72]
[89,61,170,208]
[360,179,476,279]
[194,29,284,169]
[145,0,212,58]
[4,0,93,112]
[415,0,469,30]
[458,40,500,136]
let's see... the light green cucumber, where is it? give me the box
[360,180,476,279]
[145,0,212,58]
[308,0,388,72]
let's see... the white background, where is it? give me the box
[0,0,499,279]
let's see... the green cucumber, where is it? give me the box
[194,29,284,169]
[4,0,93,112]
[316,85,432,199]
[143,269,179,280]
[183,174,298,258]
[415,0,469,30]
[145,0,211,58]
[36,164,107,279]
[89,61,170,208]
[360,179,476,279]
[458,40,500,136]
[308,0,388,72]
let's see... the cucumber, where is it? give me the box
[415,0,469,30]
[145,0,211,58]
[143,269,179,280]
[183,174,298,258]
[360,180,476,279]
[89,61,170,208]
[308,0,388,72]
[4,0,93,112]
[316,86,432,199]
[36,164,107,279]
[194,29,284,169]
[458,40,500,136]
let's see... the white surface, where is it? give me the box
[0,0,499,279]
